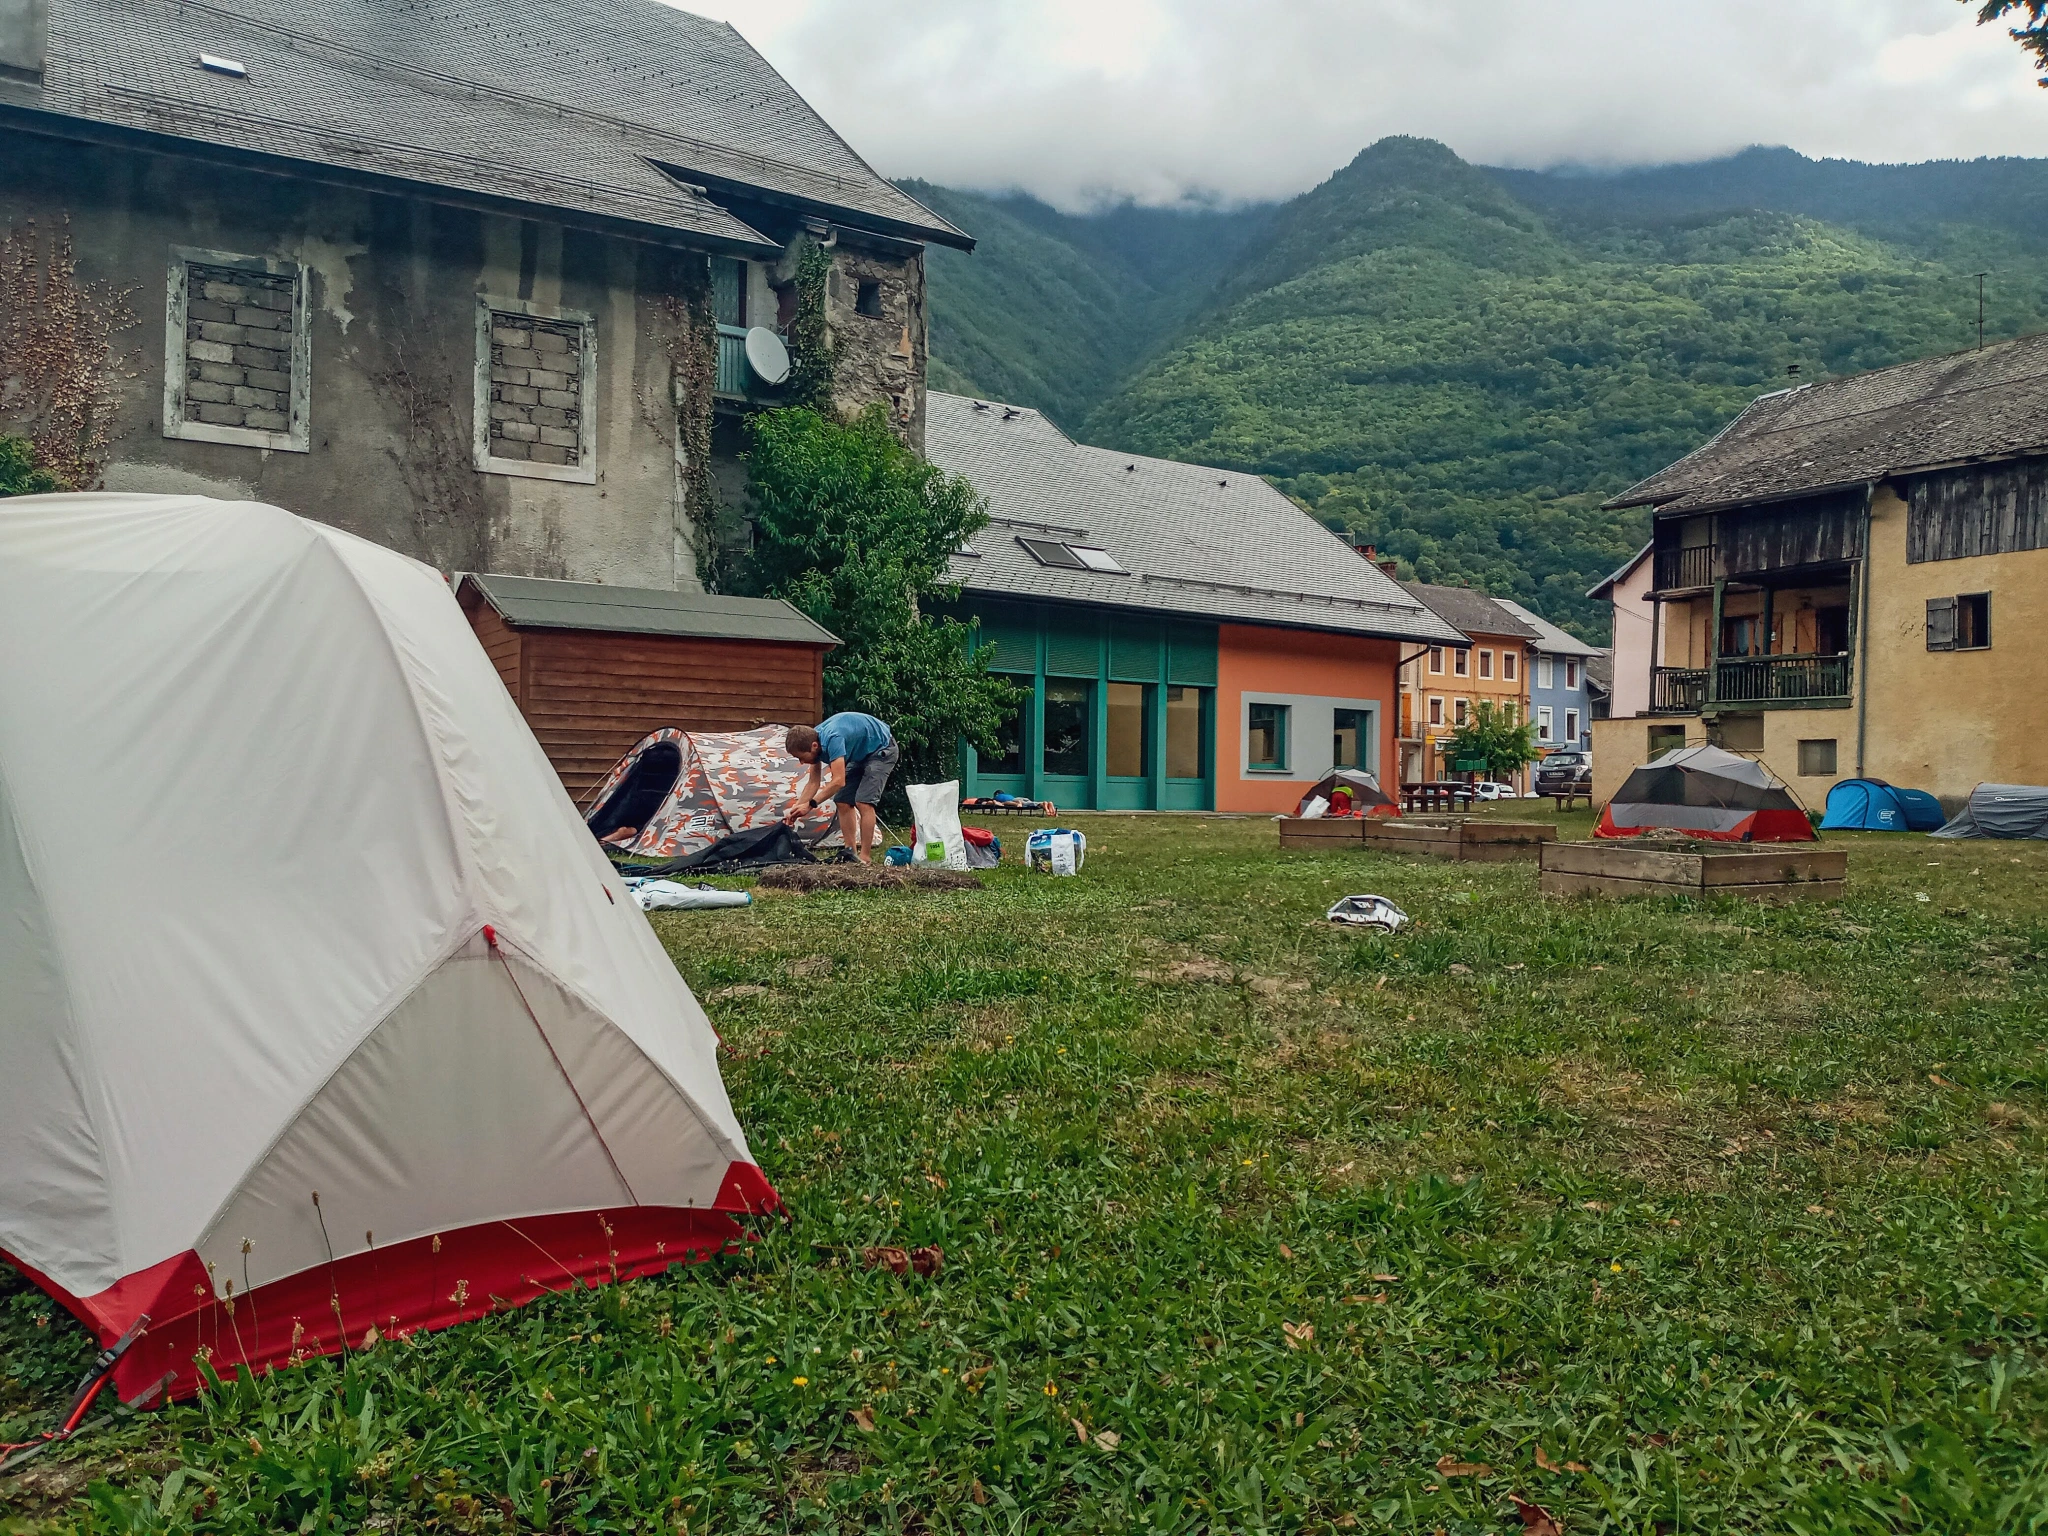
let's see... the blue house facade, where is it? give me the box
[1495,599,1601,753]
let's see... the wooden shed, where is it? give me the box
[456,574,838,804]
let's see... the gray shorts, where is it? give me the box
[837,740,899,806]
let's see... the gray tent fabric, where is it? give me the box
[1930,784,2048,839]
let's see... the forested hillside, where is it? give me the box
[912,141,2048,637]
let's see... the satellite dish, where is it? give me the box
[744,326,790,386]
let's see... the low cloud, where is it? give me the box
[677,0,2046,209]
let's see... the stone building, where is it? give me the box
[0,0,969,587]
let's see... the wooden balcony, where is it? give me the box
[1650,655,1851,714]
[1715,653,1851,705]
[1651,667,1708,714]
[1653,543,1717,593]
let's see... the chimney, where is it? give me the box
[0,0,48,82]
[1377,558,1400,579]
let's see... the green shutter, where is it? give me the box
[980,619,1037,672]
[1045,612,1102,677]
[1167,622,1218,685]
[1109,620,1163,681]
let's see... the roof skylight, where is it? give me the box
[198,53,248,78]
[1016,537,1128,574]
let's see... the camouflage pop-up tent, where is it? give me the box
[585,726,839,859]
[1596,744,1816,843]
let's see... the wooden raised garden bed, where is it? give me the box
[1279,817,1557,862]
[1539,839,1846,903]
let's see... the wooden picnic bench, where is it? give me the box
[1402,782,1474,813]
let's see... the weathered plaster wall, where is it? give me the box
[1,127,692,586]
[1863,482,2045,802]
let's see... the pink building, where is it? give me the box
[1587,543,1653,719]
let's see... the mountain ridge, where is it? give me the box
[911,142,2048,636]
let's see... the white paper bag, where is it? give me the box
[905,780,969,870]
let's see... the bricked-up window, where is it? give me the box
[163,249,310,452]
[473,296,597,484]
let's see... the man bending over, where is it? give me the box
[784,712,898,864]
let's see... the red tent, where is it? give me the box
[1596,745,1815,843]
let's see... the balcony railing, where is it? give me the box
[1654,543,1717,591]
[1650,656,1851,714]
[1651,667,1708,714]
[1715,653,1852,704]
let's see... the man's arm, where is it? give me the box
[784,761,824,823]
[816,756,849,803]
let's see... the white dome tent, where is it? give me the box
[0,495,776,1404]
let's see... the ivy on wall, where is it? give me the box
[0,219,136,489]
[783,239,839,416]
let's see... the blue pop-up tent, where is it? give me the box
[1820,778,1946,832]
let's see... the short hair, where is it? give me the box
[785,725,820,757]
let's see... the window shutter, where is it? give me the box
[1925,596,1957,651]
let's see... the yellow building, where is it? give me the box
[1591,333,2048,811]
[1395,580,1538,788]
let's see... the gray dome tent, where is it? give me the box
[1930,784,2048,840]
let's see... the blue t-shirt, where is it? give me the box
[816,711,893,765]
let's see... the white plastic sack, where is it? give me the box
[906,780,969,870]
[626,879,752,911]
[1300,795,1329,820]
[1027,828,1087,875]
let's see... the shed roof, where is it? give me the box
[459,574,838,646]
[1,0,971,255]
[1608,331,2048,515]
[925,394,1464,646]
[1399,582,1539,644]
[1493,598,1602,657]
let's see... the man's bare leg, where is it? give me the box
[837,800,864,861]
[855,803,877,862]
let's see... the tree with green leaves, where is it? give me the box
[0,435,60,497]
[1443,700,1541,783]
[737,403,1020,793]
[1966,1,2048,82]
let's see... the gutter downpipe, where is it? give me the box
[1854,482,1875,777]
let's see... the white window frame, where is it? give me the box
[1454,697,1469,726]
[1477,648,1493,679]
[1537,654,1554,689]
[1565,659,1580,689]
[1503,650,1518,681]
[1453,649,1469,678]
[163,246,311,453]
[1537,704,1553,742]
[1565,708,1579,742]
[474,294,598,485]
[1428,695,1444,728]
[1428,646,1444,675]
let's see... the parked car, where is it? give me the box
[1472,780,1519,801]
[1534,750,1593,798]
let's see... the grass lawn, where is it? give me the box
[5,810,2048,1534]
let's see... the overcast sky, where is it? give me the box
[677,0,2047,209]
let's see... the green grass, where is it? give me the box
[6,813,2048,1534]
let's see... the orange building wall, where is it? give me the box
[1215,624,1402,813]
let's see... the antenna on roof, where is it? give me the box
[1125,464,1135,472]
[1002,407,1019,420]
[972,400,989,411]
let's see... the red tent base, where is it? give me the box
[1594,806,1816,843]
[8,1163,780,1404]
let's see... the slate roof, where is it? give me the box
[1493,598,1602,658]
[925,394,1466,646]
[1584,651,1613,699]
[459,573,837,646]
[0,0,970,255]
[1399,582,1538,645]
[1608,331,2048,515]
